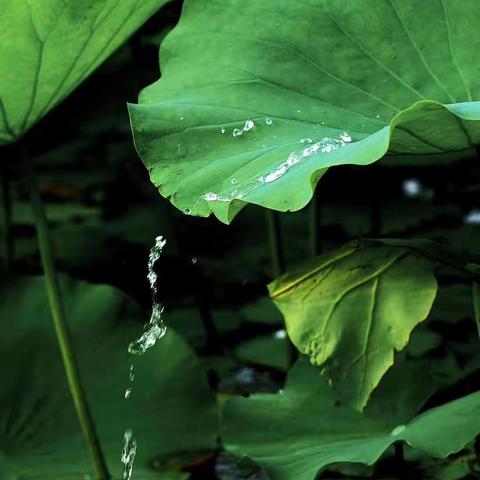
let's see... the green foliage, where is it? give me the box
[223,358,480,480]
[129,0,480,223]
[2,0,480,477]
[0,0,168,143]
[268,239,439,409]
[0,275,217,479]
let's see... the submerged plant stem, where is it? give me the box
[25,155,110,480]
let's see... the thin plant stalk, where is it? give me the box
[265,209,296,366]
[25,154,110,480]
[266,210,285,278]
[394,442,408,480]
[309,194,322,258]
[1,163,13,269]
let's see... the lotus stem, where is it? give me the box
[395,442,408,480]
[265,210,297,366]
[266,210,285,278]
[309,193,322,257]
[24,152,110,480]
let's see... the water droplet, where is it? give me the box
[184,208,192,215]
[124,388,132,399]
[233,120,255,137]
[296,109,301,113]
[191,256,198,264]
[231,178,238,185]
[128,236,167,355]
[265,117,273,125]
[300,138,313,144]
[375,114,381,119]
[121,429,137,480]
[221,128,226,134]
[243,119,255,131]
[391,425,406,436]
[202,192,218,201]
[179,116,185,121]
[259,131,352,185]
[129,365,135,382]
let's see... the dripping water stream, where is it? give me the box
[121,235,167,480]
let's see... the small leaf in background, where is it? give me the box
[268,240,438,409]
[0,275,217,479]
[234,333,288,372]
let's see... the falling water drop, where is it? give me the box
[124,364,135,399]
[121,430,137,480]
[122,236,168,478]
[128,236,167,356]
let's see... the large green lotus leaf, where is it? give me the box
[0,0,169,143]
[268,240,438,410]
[0,275,217,479]
[222,360,480,480]
[129,0,480,223]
